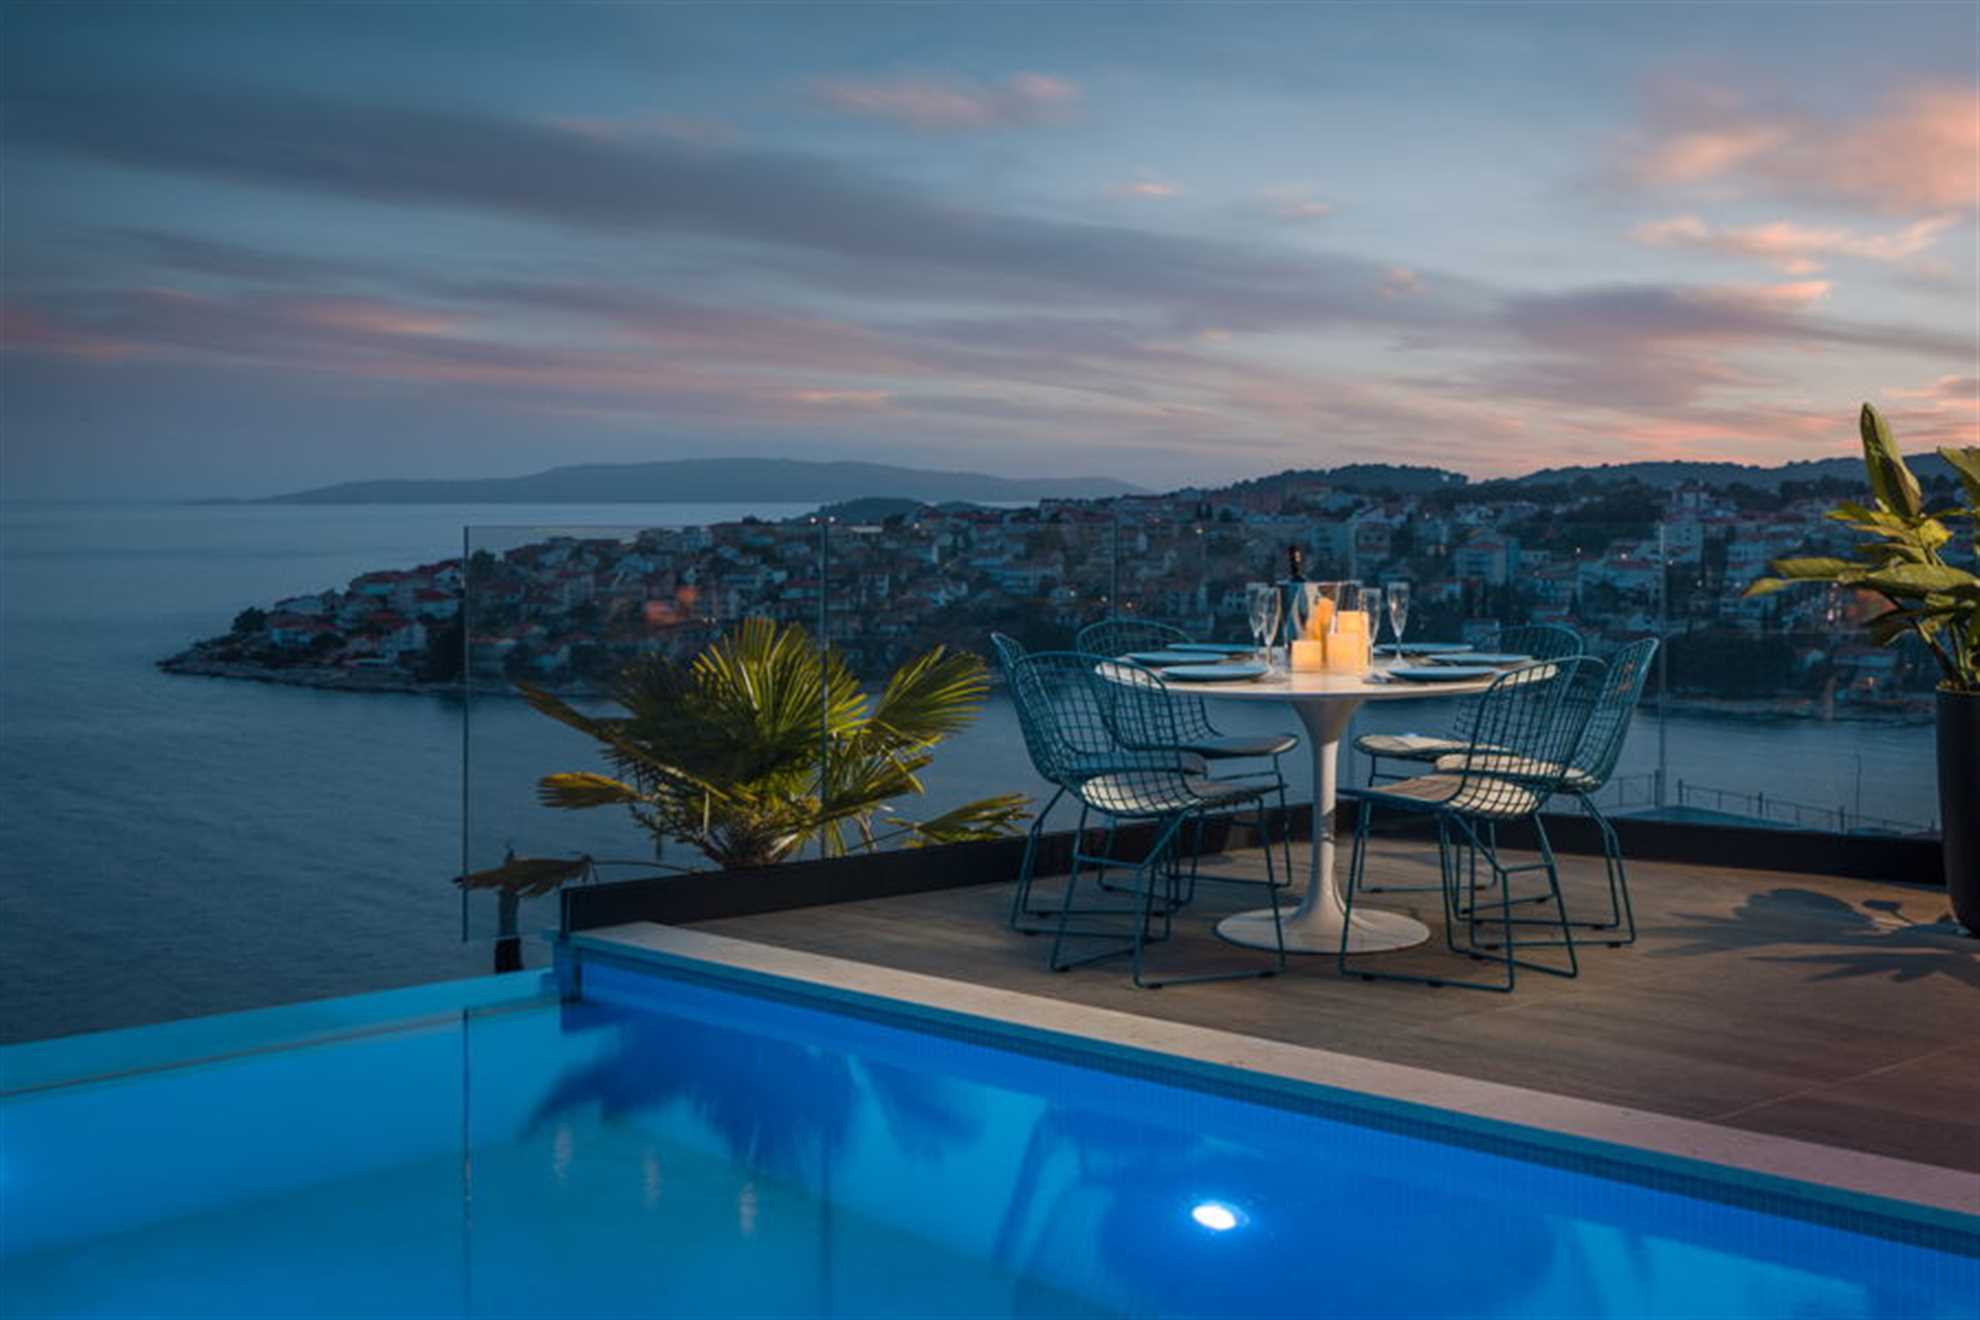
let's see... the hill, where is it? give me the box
[1505,453,1957,491]
[1213,463,1469,497]
[255,458,1143,505]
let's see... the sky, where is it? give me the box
[1,2,1975,500]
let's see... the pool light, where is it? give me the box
[1190,1201,1242,1232]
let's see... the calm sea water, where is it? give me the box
[0,503,1939,1044]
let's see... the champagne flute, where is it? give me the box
[1357,587,1383,671]
[1246,582,1272,663]
[1255,587,1281,671]
[1386,580,1411,656]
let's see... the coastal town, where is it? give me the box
[160,466,1967,718]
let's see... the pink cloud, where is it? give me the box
[786,388,891,408]
[810,72,1079,131]
[1637,124,1790,186]
[0,301,147,360]
[1254,186,1336,222]
[1885,374,1980,418]
[1111,171,1182,200]
[1803,87,1980,215]
[292,299,466,337]
[1631,214,1959,273]
[1694,280,1832,312]
[1630,83,1980,217]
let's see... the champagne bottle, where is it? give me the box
[1279,545,1306,648]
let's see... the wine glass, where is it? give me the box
[1386,580,1411,656]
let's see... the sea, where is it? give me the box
[0,502,1940,1044]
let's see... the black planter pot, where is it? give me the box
[1938,688,1980,933]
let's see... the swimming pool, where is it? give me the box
[3,939,1974,1318]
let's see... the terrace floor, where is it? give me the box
[691,840,1980,1176]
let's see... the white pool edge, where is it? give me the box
[570,921,1980,1223]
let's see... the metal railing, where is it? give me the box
[1588,773,1928,836]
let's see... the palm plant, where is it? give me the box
[1744,404,1980,692]
[466,618,1025,883]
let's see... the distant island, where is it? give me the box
[236,458,1144,505]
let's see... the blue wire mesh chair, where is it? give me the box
[1431,637,1659,946]
[997,634,1208,932]
[1352,624,1584,896]
[1338,656,1603,993]
[1076,617,1297,880]
[991,633,1063,930]
[1005,651,1285,988]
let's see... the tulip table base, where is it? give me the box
[1210,688,1433,956]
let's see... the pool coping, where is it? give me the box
[567,922,1980,1237]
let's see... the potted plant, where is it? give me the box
[1745,404,1979,929]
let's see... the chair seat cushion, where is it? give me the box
[1430,753,1597,792]
[1354,733,1467,759]
[1184,733,1298,759]
[1344,772,1545,819]
[1078,772,1262,817]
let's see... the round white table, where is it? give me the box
[1163,662,1496,954]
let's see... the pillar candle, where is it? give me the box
[1326,611,1370,671]
[1289,639,1326,672]
[1304,596,1335,640]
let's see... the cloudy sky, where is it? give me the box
[2,2,1974,499]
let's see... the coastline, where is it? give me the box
[157,653,475,698]
[154,652,1934,724]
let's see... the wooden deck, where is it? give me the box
[691,839,1980,1176]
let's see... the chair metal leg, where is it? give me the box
[1534,816,1581,977]
[1452,816,1581,977]
[1361,757,1450,894]
[1275,762,1295,884]
[1574,794,1636,946]
[1342,801,1507,990]
[1130,815,1278,989]
[1008,785,1065,931]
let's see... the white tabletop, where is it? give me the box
[1159,661,1496,702]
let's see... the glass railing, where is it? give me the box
[5,486,1940,1045]
[1638,519,1940,837]
[458,495,1943,940]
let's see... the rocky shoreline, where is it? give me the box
[158,653,475,697]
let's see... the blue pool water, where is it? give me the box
[2,959,1974,1318]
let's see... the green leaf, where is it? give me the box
[1938,445,1980,507]
[861,645,989,751]
[1864,608,1920,648]
[897,793,1033,846]
[456,854,592,898]
[1769,556,1860,581]
[538,772,645,810]
[1863,562,1979,598]
[1859,541,1926,567]
[1824,502,1919,540]
[1860,403,1924,519]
